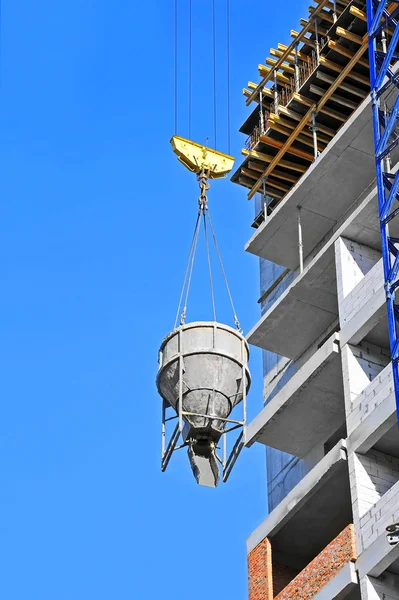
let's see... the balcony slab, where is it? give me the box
[247,440,351,569]
[312,562,358,600]
[247,185,386,358]
[246,334,344,458]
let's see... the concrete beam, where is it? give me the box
[246,334,344,457]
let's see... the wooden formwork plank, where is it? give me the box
[319,56,369,85]
[267,118,327,150]
[350,6,367,22]
[259,134,315,161]
[291,93,347,123]
[266,58,295,74]
[242,149,308,173]
[336,26,364,44]
[310,84,358,109]
[328,40,369,68]
[316,71,368,98]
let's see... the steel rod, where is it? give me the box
[298,207,304,273]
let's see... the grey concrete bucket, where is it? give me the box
[157,321,251,487]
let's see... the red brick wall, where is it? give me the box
[248,537,273,600]
[275,525,357,600]
[272,563,300,596]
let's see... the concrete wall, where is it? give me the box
[347,361,393,436]
[341,342,390,428]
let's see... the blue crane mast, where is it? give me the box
[367,0,399,422]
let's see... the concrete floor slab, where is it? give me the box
[247,250,338,358]
[247,440,351,569]
[312,563,358,600]
[246,334,344,458]
[246,181,397,358]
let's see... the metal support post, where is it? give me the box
[298,207,304,274]
[178,330,183,432]
[333,0,337,22]
[294,43,300,92]
[161,400,166,460]
[241,339,247,444]
[262,176,268,222]
[274,71,279,114]
[259,88,264,133]
[311,111,319,160]
[314,17,320,63]
[367,0,399,423]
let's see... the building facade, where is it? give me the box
[232,1,399,598]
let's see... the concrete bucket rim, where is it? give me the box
[158,320,250,354]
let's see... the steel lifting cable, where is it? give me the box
[188,0,192,140]
[206,209,242,331]
[174,209,202,329]
[212,0,217,149]
[174,0,178,133]
[226,0,231,155]
[203,209,217,322]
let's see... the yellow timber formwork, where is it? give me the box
[231,0,398,226]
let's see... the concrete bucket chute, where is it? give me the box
[157,141,251,487]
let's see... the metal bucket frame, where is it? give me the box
[159,324,250,483]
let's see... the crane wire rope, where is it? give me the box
[212,0,217,149]
[174,0,178,133]
[172,0,240,331]
[226,0,231,155]
[203,209,217,322]
[189,0,192,139]
[207,209,241,331]
[174,209,202,329]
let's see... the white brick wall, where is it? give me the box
[347,362,393,435]
[335,237,382,311]
[340,258,384,327]
[341,342,390,422]
[349,449,399,552]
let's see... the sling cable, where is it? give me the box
[156,0,251,488]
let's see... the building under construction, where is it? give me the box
[231,0,399,598]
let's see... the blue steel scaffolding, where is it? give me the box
[367,0,399,417]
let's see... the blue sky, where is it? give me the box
[0,1,308,598]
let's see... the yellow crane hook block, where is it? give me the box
[171,135,235,179]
